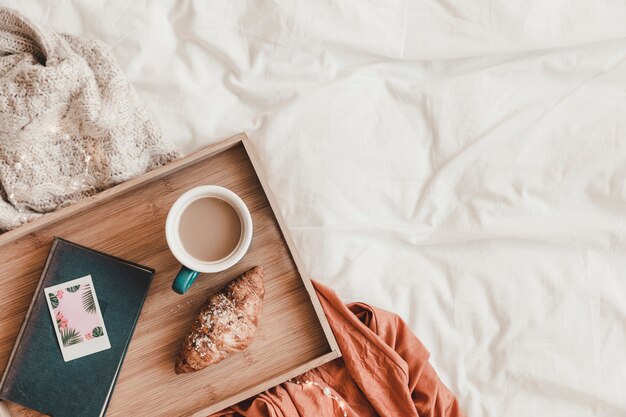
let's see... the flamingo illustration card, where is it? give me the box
[44,275,111,361]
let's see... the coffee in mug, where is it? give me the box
[178,197,242,262]
[166,186,253,294]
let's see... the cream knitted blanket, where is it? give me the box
[0,7,180,231]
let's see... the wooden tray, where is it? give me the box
[0,133,340,416]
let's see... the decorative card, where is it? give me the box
[44,275,111,361]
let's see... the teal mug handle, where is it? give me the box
[172,265,200,294]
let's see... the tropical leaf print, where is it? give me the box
[81,284,96,314]
[61,328,82,347]
[48,293,59,309]
[66,285,80,293]
[92,326,104,338]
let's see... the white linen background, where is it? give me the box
[5,1,626,416]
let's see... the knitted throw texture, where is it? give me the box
[0,7,180,231]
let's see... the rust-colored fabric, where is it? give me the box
[211,281,465,417]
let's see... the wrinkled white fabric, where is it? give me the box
[5,1,626,416]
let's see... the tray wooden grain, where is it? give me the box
[0,133,340,416]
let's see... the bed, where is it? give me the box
[5,1,626,416]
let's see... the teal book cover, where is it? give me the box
[0,238,154,417]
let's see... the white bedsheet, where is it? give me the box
[6,1,626,416]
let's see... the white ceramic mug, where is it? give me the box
[166,185,253,294]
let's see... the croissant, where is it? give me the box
[175,266,265,374]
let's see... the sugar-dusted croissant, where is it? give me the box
[175,266,265,374]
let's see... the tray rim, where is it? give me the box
[0,132,341,416]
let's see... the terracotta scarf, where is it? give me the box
[211,281,465,417]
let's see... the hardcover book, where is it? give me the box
[0,238,154,417]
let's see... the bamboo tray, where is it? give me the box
[0,133,340,416]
